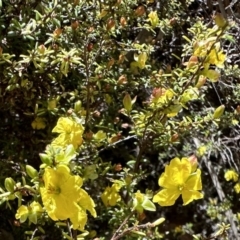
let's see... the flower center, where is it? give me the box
[178,184,185,192]
[47,184,61,195]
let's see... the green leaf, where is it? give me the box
[4,178,15,193]
[180,88,199,104]
[213,105,225,119]
[164,104,182,117]
[55,145,76,164]
[141,198,156,211]
[123,93,132,112]
[205,69,220,82]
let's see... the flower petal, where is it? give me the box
[182,189,203,205]
[52,117,73,133]
[153,188,180,206]
[186,169,202,190]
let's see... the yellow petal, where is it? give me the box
[52,117,73,133]
[78,189,97,217]
[15,205,28,221]
[224,170,239,182]
[234,183,240,193]
[153,189,180,206]
[31,117,46,130]
[70,207,87,230]
[182,189,203,205]
[30,201,43,213]
[186,169,202,190]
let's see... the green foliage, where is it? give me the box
[1,0,240,239]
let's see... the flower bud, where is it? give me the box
[236,105,240,115]
[187,56,198,68]
[53,28,62,37]
[195,75,206,88]
[5,177,16,192]
[106,18,115,31]
[213,105,225,119]
[117,75,127,85]
[213,13,227,28]
[118,54,125,64]
[71,20,79,30]
[170,133,179,142]
[120,17,127,27]
[123,93,132,112]
[152,217,165,226]
[26,165,38,179]
[38,45,46,54]
[135,6,145,17]
[188,155,198,172]
[39,153,52,165]
[87,43,94,52]
[107,58,115,69]
[74,100,82,113]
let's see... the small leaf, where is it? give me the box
[164,104,182,117]
[137,52,147,69]
[205,69,220,82]
[31,117,46,130]
[55,145,76,164]
[123,93,132,112]
[130,230,146,236]
[93,130,107,141]
[4,178,15,193]
[181,88,199,104]
[213,13,227,28]
[142,198,156,211]
[213,105,225,119]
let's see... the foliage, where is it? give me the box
[1,0,240,239]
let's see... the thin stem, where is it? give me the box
[110,211,134,240]
[67,220,73,239]
[111,221,154,240]
[84,37,104,128]
[30,227,38,240]
[182,24,227,94]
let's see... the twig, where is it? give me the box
[110,211,134,240]
[67,220,73,239]
[133,113,165,172]
[30,227,38,240]
[111,221,155,240]
[217,0,227,18]
[182,22,227,94]
[193,138,239,239]
[84,37,104,127]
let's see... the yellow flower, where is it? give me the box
[148,11,159,28]
[224,169,239,182]
[15,201,43,224]
[40,165,96,230]
[208,49,225,68]
[132,190,156,213]
[153,157,203,206]
[16,205,29,223]
[70,189,97,230]
[31,117,46,130]
[101,183,121,207]
[234,183,240,194]
[40,165,81,220]
[237,212,240,221]
[51,117,84,149]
